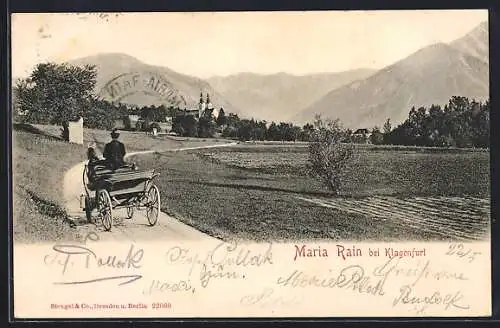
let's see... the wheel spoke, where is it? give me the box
[146,185,160,226]
[98,190,113,231]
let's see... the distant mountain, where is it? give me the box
[207,69,375,122]
[67,53,239,113]
[294,22,489,129]
[450,21,488,63]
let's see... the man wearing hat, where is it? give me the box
[103,128,126,170]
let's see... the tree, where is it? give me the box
[140,106,154,121]
[236,119,253,141]
[383,118,392,134]
[255,121,267,140]
[290,126,302,142]
[14,79,45,123]
[370,126,384,145]
[473,100,489,148]
[265,122,280,141]
[198,109,216,138]
[82,98,118,130]
[278,122,296,141]
[185,115,198,137]
[226,113,240,126]
[216,107,227,127]
[156,105,169,123]
[342,129,353,143]
[15,62,97,140]
[173,115,198,137]
[171,116,184,136]
[307,115,354,194]
[299,123,314,141]
[385,96,489,148]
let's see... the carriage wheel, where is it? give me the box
[97,190,113,231]
[126,206,135,219]
[84,196,93,223]
[146,185,160,226]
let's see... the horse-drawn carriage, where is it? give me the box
[82,159,161,231]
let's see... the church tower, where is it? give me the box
[198,91,206,118]
[206,93,213,110]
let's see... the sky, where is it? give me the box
[11,10,488,79]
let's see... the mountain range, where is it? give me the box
[16,21,488,129]
[207,69,376,122]
[67,53,239,113]
[66,54,375,122]
[293,21,489,129]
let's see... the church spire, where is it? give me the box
[199,91,206,118]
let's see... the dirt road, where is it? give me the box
[63,143,236,242]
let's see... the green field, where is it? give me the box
[133,144,490,242]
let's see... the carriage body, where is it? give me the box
[82,161,161,231]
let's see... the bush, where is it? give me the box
[307,115,354,194]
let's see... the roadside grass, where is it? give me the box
[134,145,490,242]
[13,128,87,243]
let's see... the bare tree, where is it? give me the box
[307,115,354,194]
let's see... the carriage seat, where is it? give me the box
[86,164,155,193]
[87,160,137,181]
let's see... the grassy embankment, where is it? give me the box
[134,144,490,242]
[13,125,87,243]
[13,124,223,243]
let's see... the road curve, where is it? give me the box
[63,142,237,242]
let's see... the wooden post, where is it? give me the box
[68,117,84,144]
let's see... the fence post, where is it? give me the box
[68,117,84,144]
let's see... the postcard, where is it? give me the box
[11,10,491,318]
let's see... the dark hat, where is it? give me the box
[111,128,120,138]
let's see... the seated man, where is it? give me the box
[103,129,127,170]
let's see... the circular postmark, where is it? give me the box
[98,71,188,107]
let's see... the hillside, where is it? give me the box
[294,22,489,129]
[207,69,375,122]
[450,21,488,63]
[67,53,239,113]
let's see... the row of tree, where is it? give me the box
[170,96,489,149]
[171,110,317,141]
[384,96,490,148]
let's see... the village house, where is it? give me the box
[352,128,372,143]
[119,92,216,133]
[116,114,141,130]
[127,114,141,128]
[178,108,201,119]
[157,120,172,133]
